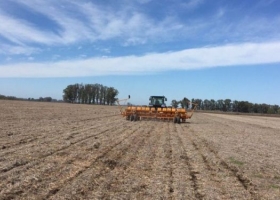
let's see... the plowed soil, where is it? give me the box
[0,100,280,199]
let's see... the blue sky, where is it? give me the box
[0,0,280,105]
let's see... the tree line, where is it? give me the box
[1,90,279,114]
[171,98,280,114]
[0,94,18,100]
[63,83,119,105]
[0,94,58,102]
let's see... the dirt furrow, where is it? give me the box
[1,101,280,199]
[168,123,195,199]
[0,115,121,159]
[113,121,168,199]
[0,114,120,153]
[0,120,134,198]
[49,121,153,199]
[190,113,280,199]
[173,124,205,199]
[0,117,124,173]
[165,122,175,199]
[86,121,156,199]
[142,122,172,198]
[0,103,118,141]
[189,130,259,199]
[180,124,256,199]
[88,121,178,199]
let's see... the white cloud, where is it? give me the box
[9,0,92,44]
[1,0,280,57]
[0,0,186,49]
[1,41,279,77]
[0,44,40,55]
[0,10,62,45]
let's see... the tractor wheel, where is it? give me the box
[130,115,134,121]
[176,117,181,124]
[133,115,137,121]
[173,117,177,123]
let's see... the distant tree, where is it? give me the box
[180,97,190,109]
[232,100,239,112]
[63,85,76,103]
[272,105,279,114]
[43,97,52,102]
[262,104,270,113]
[84,84,92,104]
[210,99,216,110]
[216,99,224,111]
[106,87,119,105]
[63,83,81,103]
[237,101,252,113]
[62,83,119,105]
[168,97,280,114]
[267,107,275,114]
[95,84,101,104]
[193,99,203,110]
[171,99,179,108]
[102,86,108,105]
[77,83,84,103]
[203,99,210,110]
[224,99,232,111]
[99,85,105,104]
[88,84,95,104]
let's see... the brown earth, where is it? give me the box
[0,100,279,199]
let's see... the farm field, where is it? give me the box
[0,100,280,199]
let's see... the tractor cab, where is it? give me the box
[149,96,167,108]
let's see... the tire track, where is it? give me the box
[0,114,119,158]
[118,121,167,199]
[0,119,136,196]
[0,115,121,172]
[0,114,120,151]
[189,130,259,199]
[180,125,258,199]
[91,122,156,199]
[168,123,195,199]
[173,124,204,199]
[144,122,174,199]
[0,111,116,141]
[49,121,154,199]
[165,122,175,199]
[110,121,174,199]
